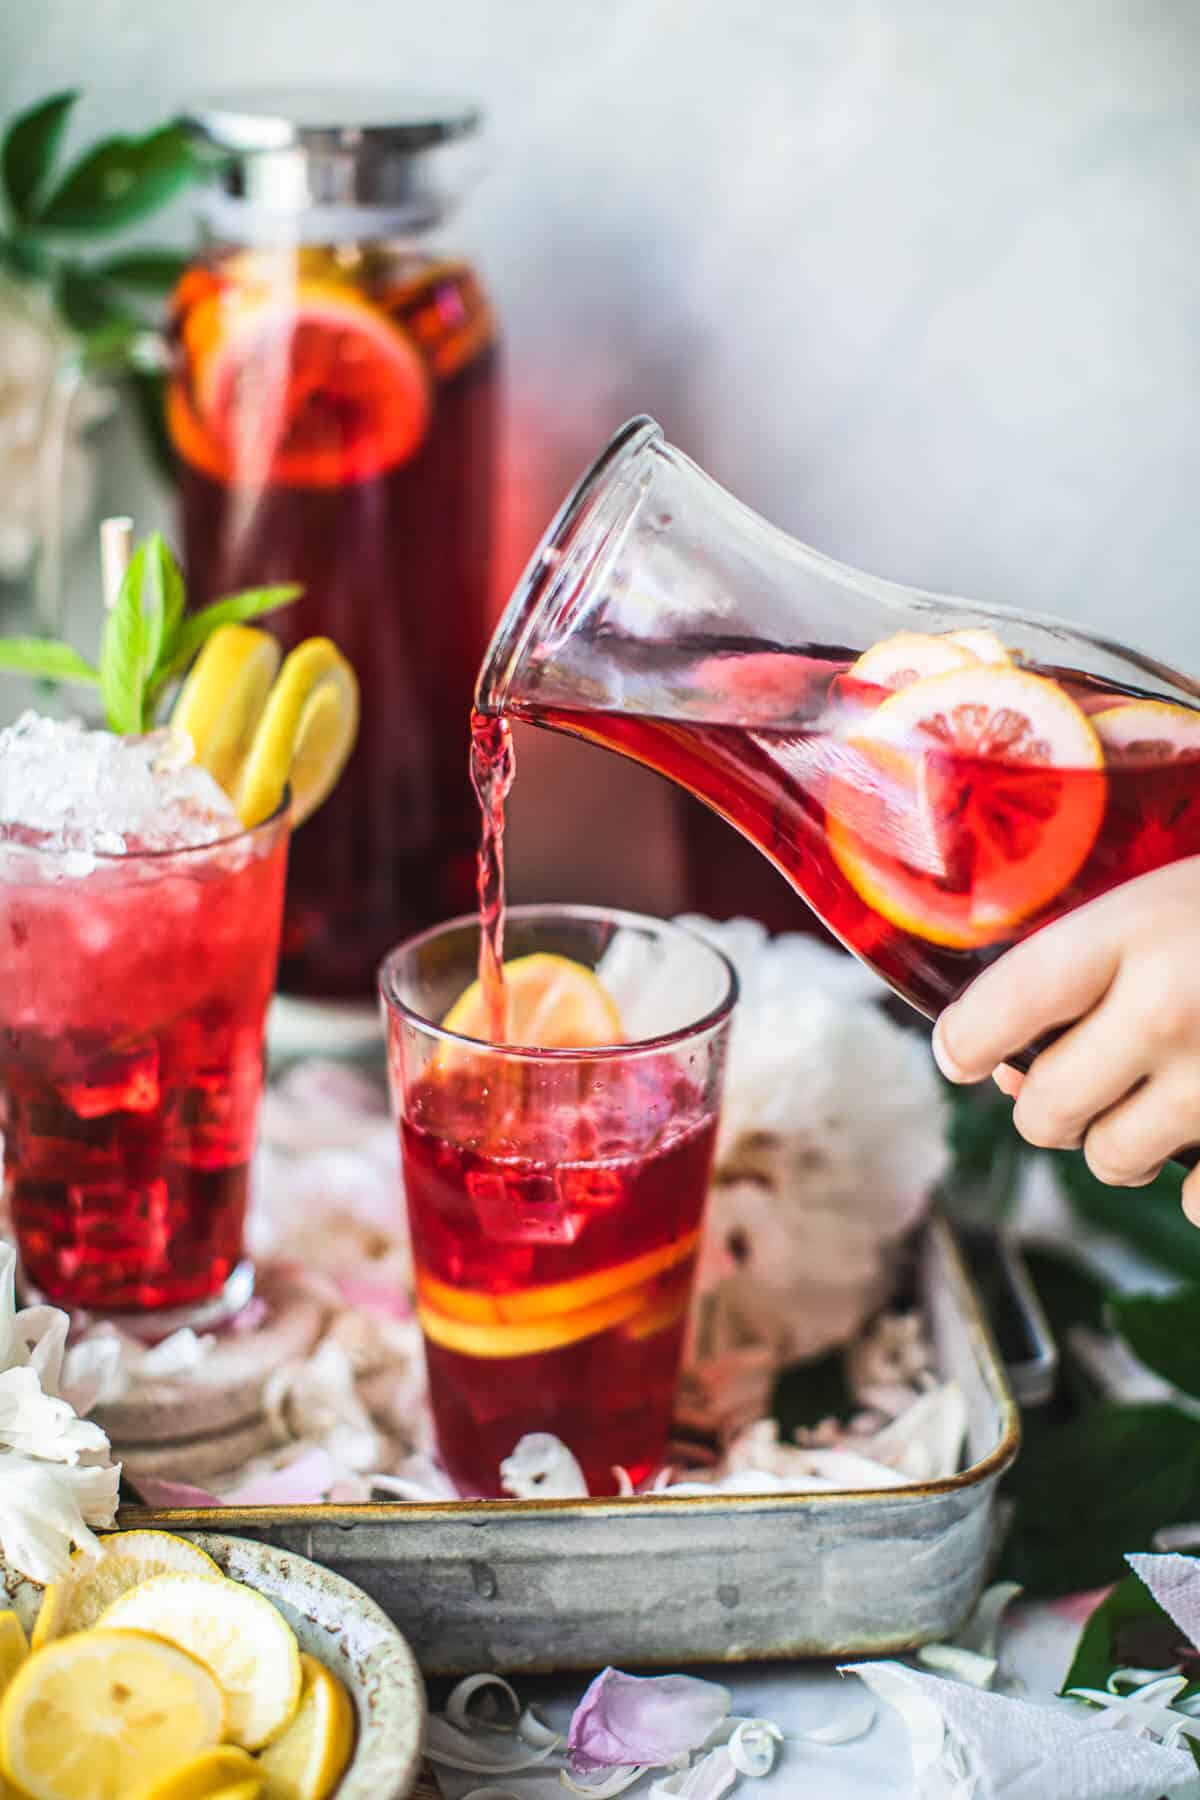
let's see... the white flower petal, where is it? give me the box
[0,1453,119,1583]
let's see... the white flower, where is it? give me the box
[0,277,110,583]
[0,1453,119,1584]
[0,1240,121,1582]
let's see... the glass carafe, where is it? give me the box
[476,416,1200,1036]
[172,91,498,1005]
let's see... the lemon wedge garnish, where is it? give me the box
[441,952,622,1048]
[32,1529,223,1649]
[0,1629,226,1800]
[257,1653,355,1800]
[234,638,360,828]
[99,1571,302,1751]
[172,626,282,794]
[127,1747,262,1800]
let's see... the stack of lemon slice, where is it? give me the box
[0,1532,354,1800]
[172,627,359,829]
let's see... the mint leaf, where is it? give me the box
[167,588,300,675]
[0,638,98,685]
[2,90,77,224]
[1111,1289,1200,1398]
[92,247,187,294]
[1060,1572,1183,1694]
[1001,1403,1200,1595]
[99,538,173,732]
[38,124,195,234]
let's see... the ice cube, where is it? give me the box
[468,1167,585,1244]
[0,712,240,861]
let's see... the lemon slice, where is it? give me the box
[0,1615,27,1699]
[257,1653,355,1800]
[99,1572,302,1752]
[441,952,622,1048]
[32,1530,223,1649]
[0,1629,225,1800]
[172,626,282,794]
[943,627,1014,665]
[128,1747,261,1800]
[234,638,360,828]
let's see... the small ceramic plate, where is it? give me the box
[5,1532,425,1800]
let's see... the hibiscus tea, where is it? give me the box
[381,905,735,1498]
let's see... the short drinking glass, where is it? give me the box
[0,808,290,1326]
[381,904,737,1497]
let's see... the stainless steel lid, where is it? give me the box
[182,88,483,225]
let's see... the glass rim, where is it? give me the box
[0,788,291,867]
[473,415,663,718]
[378,901,739,1062]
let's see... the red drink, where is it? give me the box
[0,729,288,1319]
[170,240,497,998]
[381,905,736,1497]
[401,1060,717,1496]
[499,649,1200,1026]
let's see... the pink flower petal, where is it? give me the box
[567,1670,731,1774]
[220,1447,338,1506]
[334,1275,412,1319]
[1048,1586,1113,1627]
[130,1476,222,1508]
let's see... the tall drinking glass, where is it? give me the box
[0,807,289,1327]
[381,904,737,1497]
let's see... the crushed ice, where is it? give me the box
[0,711,239,860]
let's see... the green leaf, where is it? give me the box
[38,124,195,234]
[0,638,98,685]
[2,90,78,223]
[124,367,175,488]
[165,588,301,677]
[98,536,177,733]
[772,1351,853,1436]
[55,261,128,333]
[1000,1403,1200,1596]
[1059,1571,1185,1694]
[92,247,187,294]
[1112,1289,1200,1398]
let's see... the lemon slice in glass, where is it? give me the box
[172,626,282,794]
[234,638,360,828]
[257,1653,355,1800]
[441,952,622,1048]
[127,1746,261,1800]
[99,1572,302,1751]
[32,1530,222,1649]
[0,1629,225,1800]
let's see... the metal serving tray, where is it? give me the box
[125,1215,1019,1674]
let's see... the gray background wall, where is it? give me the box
[3,0,1198,908]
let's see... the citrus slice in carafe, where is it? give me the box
[441,953,623,1048]
[943,627,1014,665]
[848,631,981,691]
[1091,700,1200,763]
[168,281,430,487]
[827,665,1106,948]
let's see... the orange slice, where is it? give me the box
[944,627,1014,666]
[848,632,980,692]
[827,666,1106,948]
[168,280,430,488]
[417,1230,701,1328]
[1091,700,1200,763]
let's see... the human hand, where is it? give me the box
[931,859,1200,1222]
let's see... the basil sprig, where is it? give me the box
[0,532,298,733]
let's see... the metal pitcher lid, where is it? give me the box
[181,87,483,227]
